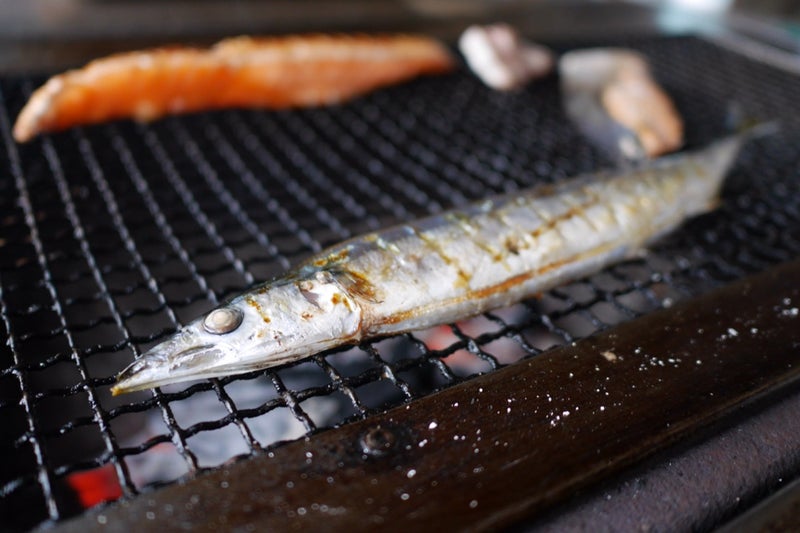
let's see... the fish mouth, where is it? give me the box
[111,342,228,395]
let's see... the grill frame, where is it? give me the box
[1,32,800,531]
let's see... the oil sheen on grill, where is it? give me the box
[112,133,748,394]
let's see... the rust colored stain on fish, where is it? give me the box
[245,295,271,324]
[416,229,455,266]
[453,267,473,290]
[313,247,351,268]
[338,268,380,303]
[504,235,524,255]
[331,292,353,311]
[529,203,591,240]
[469,271,535,301]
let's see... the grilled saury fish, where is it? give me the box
[112,133,750,394]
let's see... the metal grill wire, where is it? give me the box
[1,36,799,529]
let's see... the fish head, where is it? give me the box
[111,271,363,395]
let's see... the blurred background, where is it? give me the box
[1,0,799,73]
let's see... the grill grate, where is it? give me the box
[1,36,800,530]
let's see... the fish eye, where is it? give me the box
[203,307,243,334]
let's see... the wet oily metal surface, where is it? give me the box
[54,260,800,531]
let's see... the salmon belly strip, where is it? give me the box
[13,34,455,142]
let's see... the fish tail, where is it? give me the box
[737,120,780,140]
[701,119,778,183]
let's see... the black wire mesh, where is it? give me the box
[1,35,800,530]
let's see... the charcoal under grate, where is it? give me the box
[1,36,800,531]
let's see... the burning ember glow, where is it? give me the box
[66,464,122,508]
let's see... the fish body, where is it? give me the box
[13,34,454,142]
[112,134,745,394]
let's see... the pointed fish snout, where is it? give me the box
[111,340,223,395]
